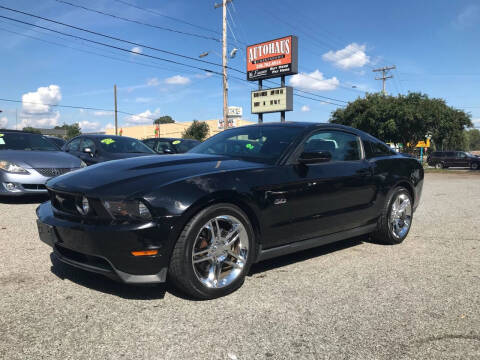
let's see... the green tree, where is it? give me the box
[22,126,41,134]
[330,92,472,151]
[153,115,174,124]
[182,120,209,141]
[55,123,81,139]
[466,129,480,150]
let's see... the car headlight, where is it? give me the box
[80,161,87,168]
[103,200,152,221]
[0,160,29,174]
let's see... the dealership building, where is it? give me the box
[103,118,254,140]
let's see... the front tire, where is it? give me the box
[168,203,255,299]
[471,162,479,170]
[372,187,413,245]
[435,162,443,169]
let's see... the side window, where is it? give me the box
[457,152,466,158]
[445,152,455,158]
[81,138,95,151]
[66,138,82,152]
[155,141,175,154]
[365,140,394,159]
[303,131,361,161]
[143,139,156,150]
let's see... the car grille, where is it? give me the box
[35,168,73,178]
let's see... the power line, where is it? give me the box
[111,0,220,36]
[0,5,238,73]
[54,0,221,43]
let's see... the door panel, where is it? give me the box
[260,130,376,249]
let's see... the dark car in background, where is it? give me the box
[142,137,200,154]
[63,135,156,165]
[0,130,85,196]
[427,151,480,170]
[37,122,423,299]
[45,136,66,149]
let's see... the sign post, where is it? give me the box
[246,35,298,122]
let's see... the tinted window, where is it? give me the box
[0,132,58,151]
[47,137,65,148]
[445,152,455,157]
[174,140,199,153]
[143,139,156,150]
[190,125,304,164]
[155,141,175,154]
[304,131,361,161]
[81,138,95,151]
[66,138,82,152]
[98,137,154,154]
[365,140,394,159]
[456,152,466,158]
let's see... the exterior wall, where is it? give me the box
[104,119,255,140]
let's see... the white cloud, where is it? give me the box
[165,75,190,85]
[473,118,480,128]
[20,85,62,127]
[455,5,479,28]
[301,105,310,112]
[135,97,153,103]
[289,70,339,91]
[125,108,161,125]
[322,43,370,69]
[0,116,8,128]
[101,123,114,131]
[131,46,142,55]
[79,120,101,132]
[93,110,113,117]
[147,77,159,86]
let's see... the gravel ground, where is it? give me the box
[0,172,479,360]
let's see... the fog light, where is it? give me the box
[5,183,16,191]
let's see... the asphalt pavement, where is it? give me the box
[0,172,479,360]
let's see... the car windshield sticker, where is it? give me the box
[0,138,4,145]
[245,143,254,150]
[172,140,181,145]
[101,138,115,145]
[0,134,4,137]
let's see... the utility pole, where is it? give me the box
[215,0,230,130]
[373,65,395,95]
[114,84,118,135]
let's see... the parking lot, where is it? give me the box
[0,172,479,359]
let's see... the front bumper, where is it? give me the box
[36,201,178,284]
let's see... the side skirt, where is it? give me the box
[255,223,377,262]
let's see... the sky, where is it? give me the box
[0,0,479,132]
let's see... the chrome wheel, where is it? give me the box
[192,215,249,289]
[389,193,412,239]
[435,163,443,169]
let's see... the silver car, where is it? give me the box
[0,130,86,196]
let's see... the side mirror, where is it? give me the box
[299,151,332,164]
[83,147,94,157]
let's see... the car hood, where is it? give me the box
[47,153,267,198]
[0,150,83,168]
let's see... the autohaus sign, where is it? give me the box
[246,35,298,81]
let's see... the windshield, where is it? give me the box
[0,132,59,151]
[98,137,155,154]
[172,139,199,153]
[189,125,304,164]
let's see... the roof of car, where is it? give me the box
[0,129,42,134]
[73,134,137,140]
[234,121,371,136]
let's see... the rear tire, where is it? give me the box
[168,203,255,299]
[371,187,413,245]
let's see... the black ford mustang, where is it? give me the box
[36,122,423,299]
